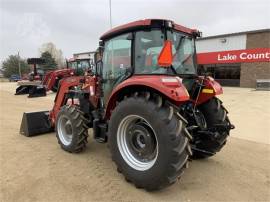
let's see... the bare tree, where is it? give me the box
[39,42,65,68]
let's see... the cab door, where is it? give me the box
[102,33,132,104]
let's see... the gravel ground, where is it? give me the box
[0,82,269,202]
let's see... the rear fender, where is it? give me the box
[105,75,190,119]
[196,76,223,105]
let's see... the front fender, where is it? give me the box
[105,75,189,118]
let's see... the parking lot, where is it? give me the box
[0,82,269,202]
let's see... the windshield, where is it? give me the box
[68,61,77,69]
[68,60,91,75]
[134,30,196,75]
[69,60,91,69]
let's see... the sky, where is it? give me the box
[0,0,269,61]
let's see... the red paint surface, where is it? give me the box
[42,68,74,91]
[197,48,270,64]
[100,19,151,40]
[195,77,223,105]
[83,76,100,109]
[105,75,190,118]
[100,19,197,40]
[50,76,83,126]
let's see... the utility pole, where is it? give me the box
[18,51,22,77]
[109,0,112,28]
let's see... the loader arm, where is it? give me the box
[42,69,74,91]
[50,76,84,126]
[41,71,53,87]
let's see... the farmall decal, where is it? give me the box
[197,48,270,64]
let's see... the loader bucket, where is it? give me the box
[15,85,31,95]
[28,85,46,98]
[20,111,54,137]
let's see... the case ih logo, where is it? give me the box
[197,48,270,64]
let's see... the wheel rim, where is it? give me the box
[57,115,73,146]
[117,115,158,171]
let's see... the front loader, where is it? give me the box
[20,19,234,190]
[16,57,93,97]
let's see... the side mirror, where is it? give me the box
[99,40,104,47]
[158,40,173,67]
[98,40,104,54]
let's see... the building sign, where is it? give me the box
[197,48,270,64]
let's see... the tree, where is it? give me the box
[2,55,30,78]
[39,42,65,68]
[40,51,57,71]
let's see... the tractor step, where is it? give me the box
[20,111,54,137]
[93,119,107,143]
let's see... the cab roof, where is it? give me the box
[100,19,198,40]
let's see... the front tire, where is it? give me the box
[192,97,232,159]
[109,93,192,191]
[56,105,89,153]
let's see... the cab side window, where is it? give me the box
[103,34,131,80]
[134,30,166,74]
[102,33,132,104]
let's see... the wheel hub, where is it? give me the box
[117,115,158,171]
[57,115,73,146]
[127,123,156,162]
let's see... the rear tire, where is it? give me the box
[192,97,231,159]
[109,92,191,191]
[56,105,89,153]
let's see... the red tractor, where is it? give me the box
[15,58,45,95]
[15,57,93,97]
[20,19,234,190]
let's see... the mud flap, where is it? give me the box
[28,85,46,98]
[20,111,54,137]
[15,85,31,95]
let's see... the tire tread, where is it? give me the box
[109,91,191,191]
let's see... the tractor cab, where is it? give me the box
[27,58,46,81]
[97,19,201,103]
[67,58,93,76]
